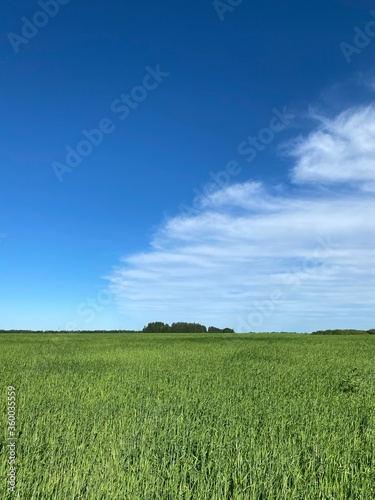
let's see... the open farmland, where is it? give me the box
[1,333,375,499]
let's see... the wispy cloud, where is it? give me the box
[289,106,375,189]
[106,106,375,332]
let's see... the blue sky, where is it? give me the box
[1,0,375,331]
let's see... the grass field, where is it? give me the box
[1,333,374,499]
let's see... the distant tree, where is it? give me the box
[140,322,234,333]
[208,326,234,333]
[142,322,170,333]
[311,329,369,335]
[170,322,207,333]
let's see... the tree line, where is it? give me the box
[0,325,235,334]
[0,329,138,334]
[311,329,375,335]
[142,322,234,333]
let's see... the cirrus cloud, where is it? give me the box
[290,106,375,189]
[106,105,375,332]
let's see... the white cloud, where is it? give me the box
[106,106,375,332]
[289,106,375,188]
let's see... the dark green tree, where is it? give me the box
[170,322,207,333]
[142,322,170,333]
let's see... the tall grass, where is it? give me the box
[1,333,374,498]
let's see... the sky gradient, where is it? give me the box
[1,0,375,331]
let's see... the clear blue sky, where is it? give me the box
[1,0,375,331]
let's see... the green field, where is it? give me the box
[1,333,374,499]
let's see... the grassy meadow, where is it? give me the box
[1,333,374,499]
